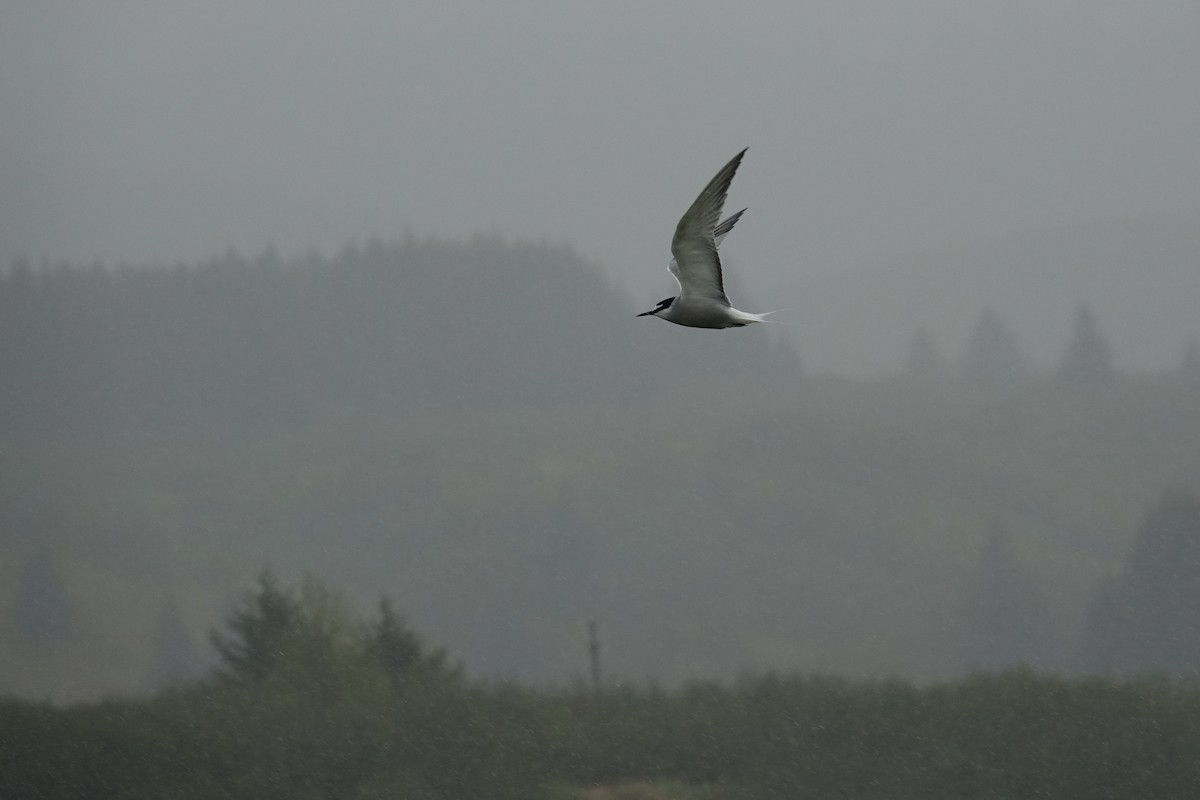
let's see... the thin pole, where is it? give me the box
[587,619,602,691]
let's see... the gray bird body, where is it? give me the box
[638,149,770,329]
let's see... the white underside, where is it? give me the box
[658,296,767,329]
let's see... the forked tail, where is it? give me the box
[747,308,806,327]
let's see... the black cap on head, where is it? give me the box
[636,296,675,317]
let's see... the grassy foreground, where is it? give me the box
[4,671,1198,798]
[3,574,1198,799]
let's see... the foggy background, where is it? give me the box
[2,1,1200,701]
[5,1,1200,370]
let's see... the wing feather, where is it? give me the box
[668,208,746,282]
[713,207,746,249]
[669,149,747,302]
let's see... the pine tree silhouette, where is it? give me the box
[958,527,1053,672]
[368,597,456,688]
[1077,489,1200,677]
[904,326,948,383]
[958,307,1030,392]
[1055,303,1115,389]
[210,570,299,682]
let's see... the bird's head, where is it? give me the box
[637,296,675,318]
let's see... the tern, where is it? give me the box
[637,148,772,329]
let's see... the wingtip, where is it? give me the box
[721,148,747,170]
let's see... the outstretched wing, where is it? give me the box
[668,207,746,285]
[667,208,748,283]
[669,149,746,302]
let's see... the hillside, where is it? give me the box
[2,237,1198,699]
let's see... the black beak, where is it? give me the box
[636,310,654,317]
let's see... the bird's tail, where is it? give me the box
[749,308,806,327]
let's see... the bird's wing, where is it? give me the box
[669,149,746,302]
[668,208,746,282]
[713,208,746,249]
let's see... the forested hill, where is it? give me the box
[0,237,801,436]
[4,236,1200,700]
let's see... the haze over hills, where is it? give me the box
[782,215,1200,375]
[5,15,1200,798]
[2,231,1199,700]
[1,236,800,434]
[0,237,805,697]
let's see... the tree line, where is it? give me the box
[3,238,1199,689]
[3,571,1200,799]
[957,487,1200,678]
[12,486,1200,689]
[905,302,1198,392]
[0,240,798,439]
[3,243,1195,441]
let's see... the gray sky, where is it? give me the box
[3,1,1199,301]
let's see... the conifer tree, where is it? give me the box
[904,326,947,383]
[958,307,1030,391]
[957,527,1053,671]
[210,570,299,682]
[369,598,457,688]
[1077,488,1200,677]
[1055,303,1115,389]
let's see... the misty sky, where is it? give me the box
[3,1,1199,303]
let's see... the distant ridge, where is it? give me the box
[0,236,801,435]
[789,216,1200,375]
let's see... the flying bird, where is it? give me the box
[638,148,773,329]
